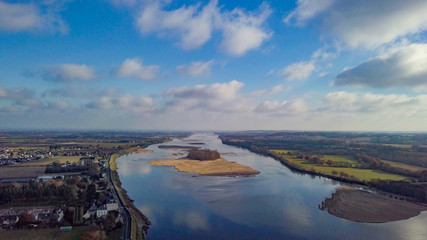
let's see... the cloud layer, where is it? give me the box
[0,1,68,33]
[285,0,427,49]
[42,64,96,82]
[334,43,427,88]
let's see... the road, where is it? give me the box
[107,157,131,240]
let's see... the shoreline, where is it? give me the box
[109,147,155,240]
[149,158,260,176]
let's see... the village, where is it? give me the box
[0,155,124,237]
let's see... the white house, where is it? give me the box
[96,206,107,219]
[106,199,119,212]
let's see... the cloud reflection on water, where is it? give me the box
[172,210,210,230]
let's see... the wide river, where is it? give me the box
[117,133,427,240]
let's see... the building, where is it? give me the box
[106,199,119,211]
[96,205,108,219]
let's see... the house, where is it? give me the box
[106,199,119,212]
[96,206,108,219]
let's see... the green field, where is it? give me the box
[272,150,408,182]
[323,155,357,165]
[22,156,83,166]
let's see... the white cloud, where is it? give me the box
[334,43,427,88]
[218,3,272,56]
[137,0,218,50]
[285,0,427,49]
[117,58,159,80]
[176,60,215,77]
[264,69,276,78]
[256,99,308,115]
[87,95,154,114]
[0,1,68,33]
[0,1,42,31]
[136,0,271,55]
[280,61,315,81]
[42,64,96,82]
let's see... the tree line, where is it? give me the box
[187,149,220,160]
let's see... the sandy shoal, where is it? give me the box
[148,158,260,176]
[134,148,154,154]
[320,188,427,223]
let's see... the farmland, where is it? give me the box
[272,150,407,182]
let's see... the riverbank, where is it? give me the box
[149,158,260,176]
[319,188,427,223]
[109,147,153,240]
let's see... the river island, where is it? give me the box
[149,148,260,176]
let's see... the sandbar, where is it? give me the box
[148,158,260,176]
[319,188,427,223]
[134,148,154,154]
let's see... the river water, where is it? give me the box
[117,133,427,240]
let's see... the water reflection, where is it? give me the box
[172,210,210,230]
[117,134,427,240]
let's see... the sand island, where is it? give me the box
[149,149,260,176]
[319,188,427,223]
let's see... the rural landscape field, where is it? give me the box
[2,0,427,239]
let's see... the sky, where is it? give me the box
[1,0,427,131]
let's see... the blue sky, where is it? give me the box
[1,0,427,131]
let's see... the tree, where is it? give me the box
[187,149,220,160]
[87,183,97,201]
[325,159,334,167]
[17,212,35,227]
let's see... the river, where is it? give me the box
[116,133,427,240]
